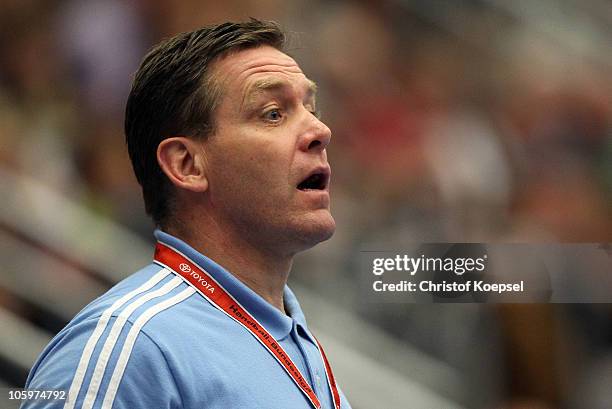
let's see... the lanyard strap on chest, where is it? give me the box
[154,242,341,409]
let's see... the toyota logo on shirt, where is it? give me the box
[179,263,191,273]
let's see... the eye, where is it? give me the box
[263,108,283,122]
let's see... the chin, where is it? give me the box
[291,212,336,251]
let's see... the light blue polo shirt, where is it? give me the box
[23,230,351,409]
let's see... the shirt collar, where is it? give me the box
[284,285,318,346]
[154,229,309,340]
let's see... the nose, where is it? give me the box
[299,112,332,152]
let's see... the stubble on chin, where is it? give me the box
[286,210,336,252]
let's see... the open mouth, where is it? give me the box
[297,172,328,191]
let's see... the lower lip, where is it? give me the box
[297,189,330,205]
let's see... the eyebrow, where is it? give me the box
[242,78,318,110]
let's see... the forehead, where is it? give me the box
[212,45,310,97]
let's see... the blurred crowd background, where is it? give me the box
[0,1,611,408]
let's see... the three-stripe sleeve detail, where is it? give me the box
[80,276,183,409]
[100,287,196,409]
[64,269,190,409]
[64,268,170,409]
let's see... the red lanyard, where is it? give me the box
[154,242,341,409]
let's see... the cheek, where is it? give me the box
[209,141,292,201]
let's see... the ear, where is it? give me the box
[157,137,208,192]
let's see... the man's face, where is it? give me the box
[202,45,335,256]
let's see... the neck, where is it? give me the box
[166,216,293,314]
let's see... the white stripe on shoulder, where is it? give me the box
[100,287,195,409]
[80,275,184,409]
[64,267,170,409]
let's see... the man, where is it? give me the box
[23,20,351,409]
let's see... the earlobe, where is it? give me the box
[157,137,208,192]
